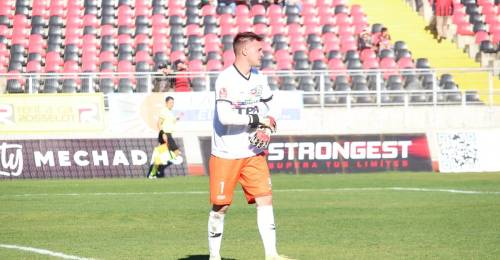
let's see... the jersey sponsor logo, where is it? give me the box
[235,105,259,115]
[219,88,227,99]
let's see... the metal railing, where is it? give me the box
[1,67,498,107]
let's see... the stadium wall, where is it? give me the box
[2,93,500,177]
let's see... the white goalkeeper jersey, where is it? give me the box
[211,65,277,159]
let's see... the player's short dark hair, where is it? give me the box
[165,96,174,102]
[233,32,263,52]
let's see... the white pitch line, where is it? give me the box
[0,244,95,260]
[1,187,500,198]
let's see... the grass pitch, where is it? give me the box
[1,172,500,260]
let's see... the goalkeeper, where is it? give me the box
[207,32,292,260]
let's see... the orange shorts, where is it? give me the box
[209,154,272,205]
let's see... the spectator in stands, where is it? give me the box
[433,0,453,42]
[358,29,374,51]
[375,27,392,53]
[155,60,191,92]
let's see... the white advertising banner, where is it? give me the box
[437,130,500,172]
[107,92,302,137]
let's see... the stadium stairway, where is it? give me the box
[349,0,500,104]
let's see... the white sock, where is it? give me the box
[208,211,225,257]
[257,205,278,256]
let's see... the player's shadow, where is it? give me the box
[177,255,237,260]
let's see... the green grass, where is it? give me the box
[1,172,500,260]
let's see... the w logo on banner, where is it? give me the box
[0,142,23,177]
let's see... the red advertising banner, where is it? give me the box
[199,134,432,174]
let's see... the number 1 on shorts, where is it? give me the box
[219,181,225,195]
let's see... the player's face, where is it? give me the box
[245,40,263,67]
[166,99,174,109]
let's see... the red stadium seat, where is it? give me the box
[64,34,81,46]
[99,51,117,65]
[309,48,325,62]
[362,58,379,69]
[12,34,29,47]
[13,14,29,29]
[186,24,202,36]
[135,50,152,63]
[152,14,167,27]
[350,4,365,16]
[205,33,221,45]
[262,41,273,52]
[301,5,318,17]
[276,60,292,70]
[323,32,339,44]
[237,23,252,33]
[254,23,269,36]
[251,5,266,17]
[170,50,186,62]
[335,13,352,27]
[118,34,133,45]
[360,48,376,61]
[492,31,500,44]
[275,49,292,63]
[63,60,79,73]
[49,2,65,17]
[168,0,183,9]
[168,6,185,17]
[475,30,490,44]
[118,15,133,27]
[152,40,168,54]
[333,0,348,5]
[320,15,335,26]
[340,39,356,53]
[219,14,234,26]
[327,58,346,70]
[220,24,236,36]
[83,14,99,28]
[83,34,99,48]
[101,24,117,36]
[267,4,283,18]
[287,23,303,37]
[82,59,98,72]
[456,22,474,35]
[397,57,414,68]
[236,4,250,17]
[223,50,235,68]
[188,59,204,72]
[305,25,321,36]
[303,16,320,27]
[28,34,46,49]
[323,41,340,53]
[207,59,222,71]
[135,5,151,17]
[135,34,150,46]
[202,5,216,16]
[32,1,49,18]
[26,60,42,73]
[117,60,134,72]
[270,24,286,36]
